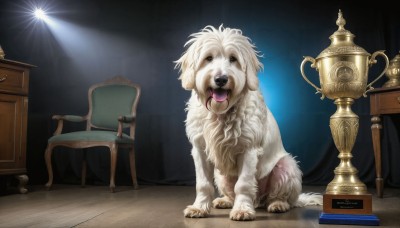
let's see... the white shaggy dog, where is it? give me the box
[175,25,322,221]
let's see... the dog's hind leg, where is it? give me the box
[213,195,234,209]
[213,170,236,209]
[265,154,302,213]
[183,147,215,218]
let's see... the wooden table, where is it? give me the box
[370,86,400,198]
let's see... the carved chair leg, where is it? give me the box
[44,145,54,190]
[81,149,87,188]
[109,144,118,193]
[81,160,87,187]
[129,146,139,189]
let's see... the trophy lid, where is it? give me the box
[317,10,370,59]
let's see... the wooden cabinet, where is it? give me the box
[0,59,35,193]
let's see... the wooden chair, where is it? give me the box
[44,76,141,192]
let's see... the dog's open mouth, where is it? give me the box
[206,88,230,111]
[211,88,229,102]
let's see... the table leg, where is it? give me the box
[371,116,383,198]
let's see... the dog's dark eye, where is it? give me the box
[229,56,237,63]
[205,56,213,62]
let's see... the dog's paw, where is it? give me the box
[229,206,256,221]
[229,208,256,221]
[212,196,233,209]
[183,205,209,218]
[267,200,290,213]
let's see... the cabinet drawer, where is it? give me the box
[0,65,29,95]
[371,91,400,114]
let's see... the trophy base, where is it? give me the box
[320,194,379,225]
[319,213,380,226]
[322,193,372,214]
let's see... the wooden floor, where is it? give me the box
[0,184,399,228]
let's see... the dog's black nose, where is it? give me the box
[215,75,228,87]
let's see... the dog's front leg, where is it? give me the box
[230,150,258,221]
[184,146,215,218]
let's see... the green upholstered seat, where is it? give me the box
[48,131,133,143]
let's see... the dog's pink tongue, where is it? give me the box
[212,89,228,102]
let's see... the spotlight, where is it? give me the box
[34,8,47,20]
[31,7,54,25]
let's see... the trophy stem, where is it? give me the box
[326,98,368,195]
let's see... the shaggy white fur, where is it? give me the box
[175,25,322,221]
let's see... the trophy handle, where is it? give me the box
[301,56,324,99]
[364,50,390,96]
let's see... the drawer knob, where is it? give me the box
[0,75,7,82]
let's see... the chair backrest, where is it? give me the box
[86,76,141,135]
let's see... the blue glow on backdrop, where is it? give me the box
[254,37,336,174]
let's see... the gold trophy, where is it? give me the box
[0,45,5,59]
[300,10,389,225]
[383,51,400,88]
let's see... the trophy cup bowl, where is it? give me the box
[300,10,389,224]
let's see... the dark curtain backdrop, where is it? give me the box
[0,0,399,188]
